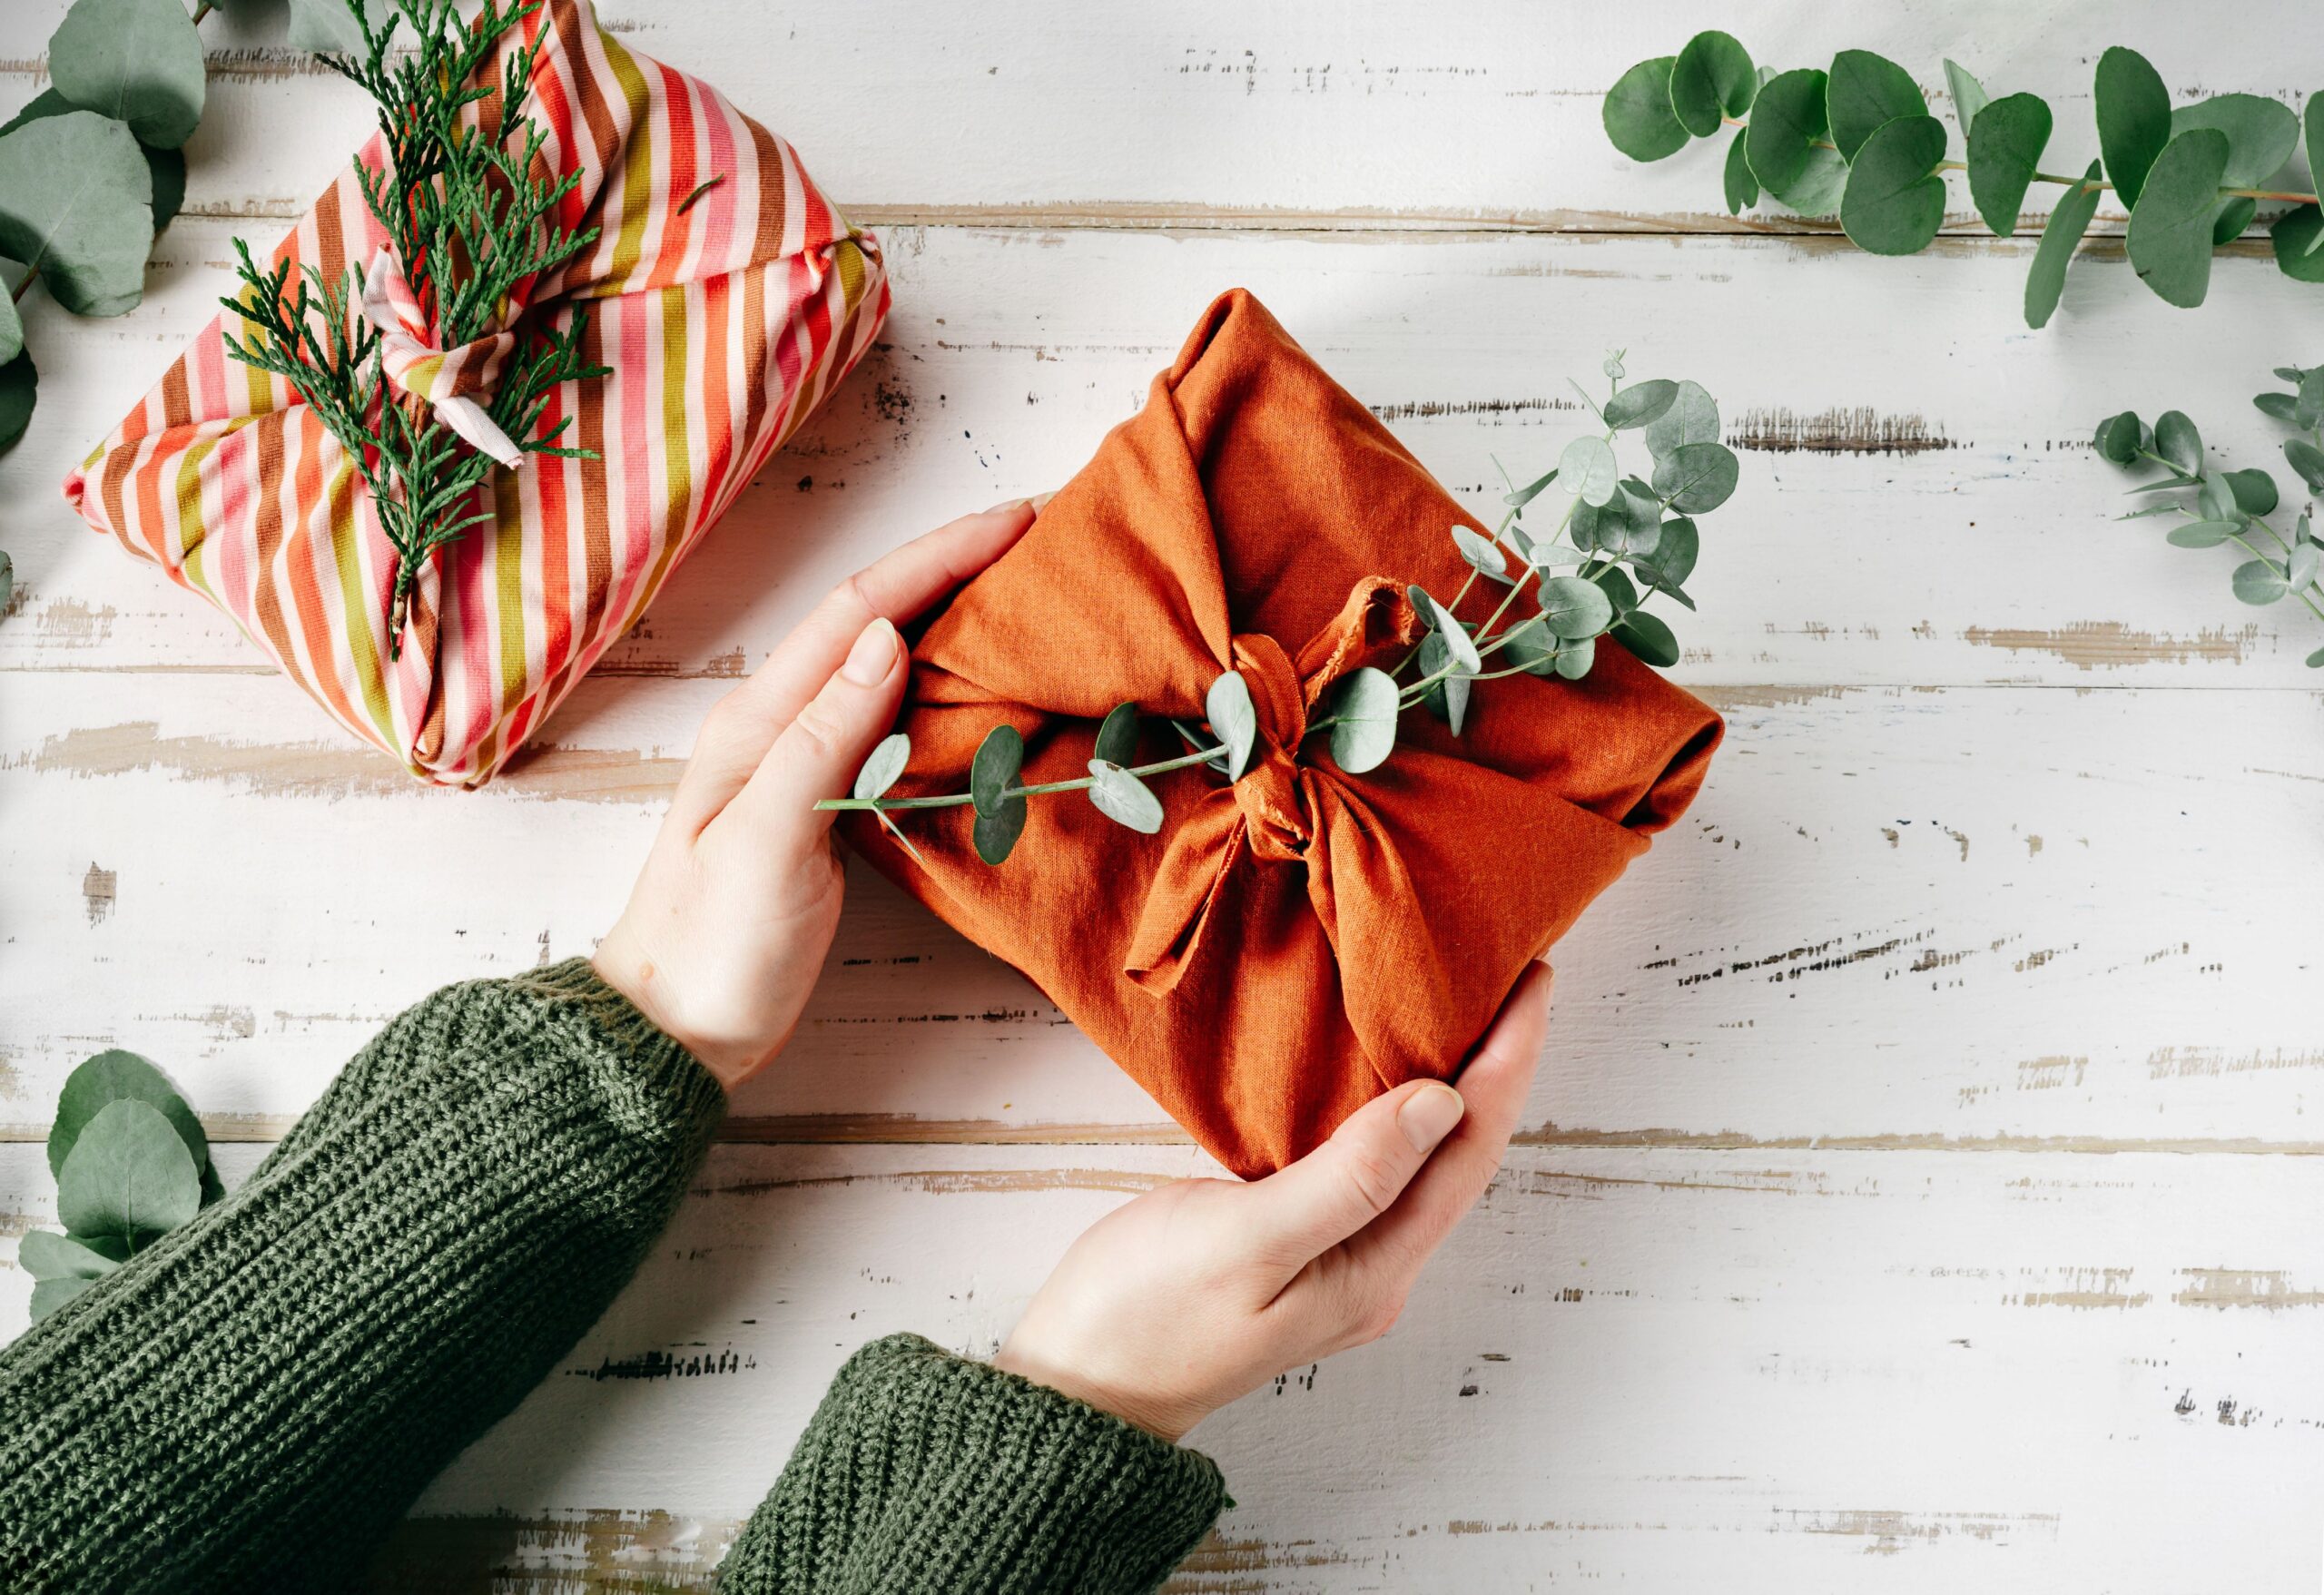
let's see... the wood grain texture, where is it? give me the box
[0,2,2317,1588]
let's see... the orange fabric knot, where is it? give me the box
[1225,632,1311,861]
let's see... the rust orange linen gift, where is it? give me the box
[843,290,1722,1177]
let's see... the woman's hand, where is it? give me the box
[594,502,1037,1091]
[992,962,1556,1442]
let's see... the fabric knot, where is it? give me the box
[359,248,525,468]
[1226,632,1313,860]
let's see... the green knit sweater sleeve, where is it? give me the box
[0,958,728,1595]
[719,1334,1230,1594]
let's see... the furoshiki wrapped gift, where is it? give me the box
[842,290,1723,1177]
[64,0,887,786]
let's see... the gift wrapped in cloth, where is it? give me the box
[842,290,1723,1177]
[64,0,888,786]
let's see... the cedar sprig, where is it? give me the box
[820,359,1735,866]
[221,0,608,654]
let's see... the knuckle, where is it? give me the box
[787,698,852,763]
[1338,1143,1406,1218]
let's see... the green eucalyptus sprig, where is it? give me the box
[220,0,606,650]
[2094,367,2324,666]
[1604,35,2324,327]
[820,359,1734,866]
[15,1050,222,1327]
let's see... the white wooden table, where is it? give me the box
[5,5,2322,1589]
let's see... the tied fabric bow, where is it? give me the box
[359,248,525,468]
[841,290,1723,1177]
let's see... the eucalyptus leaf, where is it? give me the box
[2211,195,2259,246]
[1553,635,1597,680]
[17,1229,121,1282]
[2170,94,2299,189]
[2310,645,2324,669]
[1451,525,1509,579]
[1944,59,1989,133]
[1650,441,1739,513]
[2232,557,2290,605]
[56,1098,201,1244]
[1324,667,1400,774]
[2310,99,2324,238]
[1093,703,1140,768]
[29,1277,95,1323]
[1559,434,1620,507]
[1500,616,1559,676]
[2270,206,2324,284]
[972,794,1027,866]
[1644,379,1719,458]
[2256,391,2299,421]
[1611,609,1682,668]
[2196,474,2238,522]
[1648,516,1701,584]
[1504,467,1558,508]
[2289,542,2320,593]
[2301,369,2324,429]
[2024,162,2104,329]
[2093,410,2144,465]
[970,724,1023,819]
[0,111,154,317]
[2154,411,2204,476]
[2128,128,2230,309]
[1417,634,1472,736]
[0,549,12,613]
[288,0,397,54]
[0,290,18,368]
[2224,468,2279,517]
[49,0,207,149]
[1603,379,1679,429]
[1841,114,1950,255]
[1539,575,1615,640]
[2094,45,2171,210]
[1744,68,1831,200]
[1966,93,2053,238]
[2287,437,2324,493]
[2166,519,2239,547]
[1604,56,1690,162]
[1085,761,1165,833]
[0,87,182,230]
[852,733,910,802]
[1206,669,1260,781]
[1669,32,1756,138]
[1722,131,1759,213]
[1827,49,1927,162]
[49,1049,206,1178]
[1770,145,1848,219]
[1423,591,1482,673]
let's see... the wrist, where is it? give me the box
[990,1339,1204,1443]
[591,936,747,1093]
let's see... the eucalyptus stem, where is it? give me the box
[815,744,1226,812]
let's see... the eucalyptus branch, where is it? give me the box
[220,0,608,654]
[2095,368,2324,665]
[1608,35,2324,328]
[828,358,1738,869]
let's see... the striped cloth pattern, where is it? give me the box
[64,0,889,786]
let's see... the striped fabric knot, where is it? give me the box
[359,247,525,468]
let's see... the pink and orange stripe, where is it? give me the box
[64,0,889,785]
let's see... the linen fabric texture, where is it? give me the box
[64,0,888,785]
[842,290,1722,1177]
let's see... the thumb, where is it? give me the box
[726,615,909,836]
[1244,1079,1467,1274]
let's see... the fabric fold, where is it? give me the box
[844,290,1722,1177]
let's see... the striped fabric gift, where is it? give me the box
[64,0,889,786]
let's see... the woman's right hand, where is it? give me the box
[991,962,1556,1442]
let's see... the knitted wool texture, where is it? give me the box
[0,961,1226,1594]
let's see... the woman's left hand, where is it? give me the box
[594,501,1036,1089]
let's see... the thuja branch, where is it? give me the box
[220,0,607,653]
[1609,35,2324,327]
[829,358,1738,870]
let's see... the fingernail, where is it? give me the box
[1029,489,1057,512]
[984,497,1031,515]
[841,616,899,685]
[1398,1081,1465,1153]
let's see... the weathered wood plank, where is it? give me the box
[5,222,2320,692]
[7,1141,2320,1590]
[3,674,2317,1147]
[2,2,2316,234]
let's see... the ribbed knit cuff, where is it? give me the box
[509,956,728,1126]
[724,1333,1228,1594]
